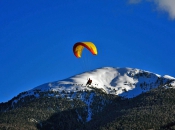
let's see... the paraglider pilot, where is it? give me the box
[86,78,92,86]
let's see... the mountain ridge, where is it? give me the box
[1,67,175,105]
[1,66,175,113]
[31,67,175,97]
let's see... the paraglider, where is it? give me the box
[73,42,97,87]
[73,42,98,58]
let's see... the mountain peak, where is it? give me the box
[30,67,175,98]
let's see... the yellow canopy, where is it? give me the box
[73,42,98,58]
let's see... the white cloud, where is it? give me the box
[153,0,175,19]
[128,0,175,19]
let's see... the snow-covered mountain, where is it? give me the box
[1,67,175,129]
[29,67,175,98]
[1,67,175,121]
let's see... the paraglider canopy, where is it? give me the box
[73,42,98,58]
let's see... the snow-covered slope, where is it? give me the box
[2,67,175,118]
[30,67,175,98]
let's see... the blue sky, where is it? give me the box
[1,0,175,103]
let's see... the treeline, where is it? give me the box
[2,87,175,129]
[0,89,116,130]
[83,88,175,130]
